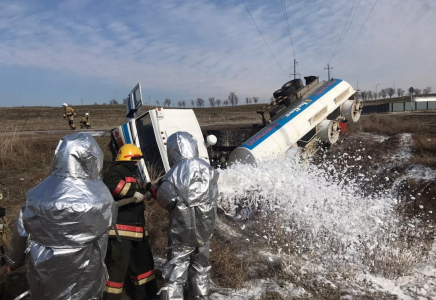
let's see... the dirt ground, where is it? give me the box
[0,108,435,299]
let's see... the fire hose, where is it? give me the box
[116,191,152,207]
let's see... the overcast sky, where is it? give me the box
[0,0,435,107]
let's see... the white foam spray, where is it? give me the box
[217,158,431,281]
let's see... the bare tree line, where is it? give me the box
[95,92,262,107]
[150,92,261,108]
[360,86,432,101]
[94,85,432,106]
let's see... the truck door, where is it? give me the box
[135,112,166,182]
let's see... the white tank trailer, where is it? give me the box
[229,77,362,165]
[110,76,362,177]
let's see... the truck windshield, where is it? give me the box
[135,113,165,180]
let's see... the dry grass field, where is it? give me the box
[0,106,435,299]
[0,104,264,132]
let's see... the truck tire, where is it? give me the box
[273,88,293,99]
[282,79,303,91]
[273,89,284,99]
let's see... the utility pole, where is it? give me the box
[324,64,333,80]
[291,59,298,79]
[148,95,150,106]
[81,98,83,106]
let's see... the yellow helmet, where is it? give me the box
[116,144,143,161]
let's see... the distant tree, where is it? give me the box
[397,88,405,97]
[414,88,421,95]
[360,90,367,100]
[367,91,373,100]
[177,101,183,107]
[215,99,221,107]
[386,87,395,98]
[223,100,229,106]
[228,92,239,106]
[164,98,171,107]
[253,97,259,104]
[373,91,378,100]
[123,98,129,104]
[94,102,99,105]
[109,99,118,105]
[245,97,252,104]
[191,100,195,107]
[196,98,205,108]
[102,102,107,105]
[423,87,432,94]
[379,89,387,99]
[181,100,186,108]
[156,100,160,106]
[208,97,216,108]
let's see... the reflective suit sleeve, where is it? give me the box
[7,207,27,270]
[156,180,178,210]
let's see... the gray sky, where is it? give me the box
[0,0,435,107]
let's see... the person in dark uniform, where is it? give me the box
[103,144,157,300]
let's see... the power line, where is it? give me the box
[328,0,357,64]
[337,0,379,65]
[241,0,288,76]
[280,0,303,77]
[340,0,362,54]
[280,0,296,60]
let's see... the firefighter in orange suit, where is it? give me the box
[80,112,91,129]
[62,103,77,130]
[102,144,157,300]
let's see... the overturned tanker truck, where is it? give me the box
[110,76,362,183]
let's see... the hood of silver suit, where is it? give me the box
[10,133,117,299]
[23,133,116,247]
[166,131,199,167]
[51,133,104,180]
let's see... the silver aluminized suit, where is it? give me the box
[157,132,219,300]
[7,133,117,300]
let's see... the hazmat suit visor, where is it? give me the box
[167,131,199,167]
[51,133,103,179]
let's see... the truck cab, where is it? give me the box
[110,83,214,184]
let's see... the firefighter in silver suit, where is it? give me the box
[155,131,219,300]
[5,133,117,300]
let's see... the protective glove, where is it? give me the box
[133,191,146,203]
[145,182,159,200]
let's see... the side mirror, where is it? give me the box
[205,135,217,147]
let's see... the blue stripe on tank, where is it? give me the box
[242,79,343,150]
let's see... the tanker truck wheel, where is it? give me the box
[281,79,302,91]
[273,88,293,99]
